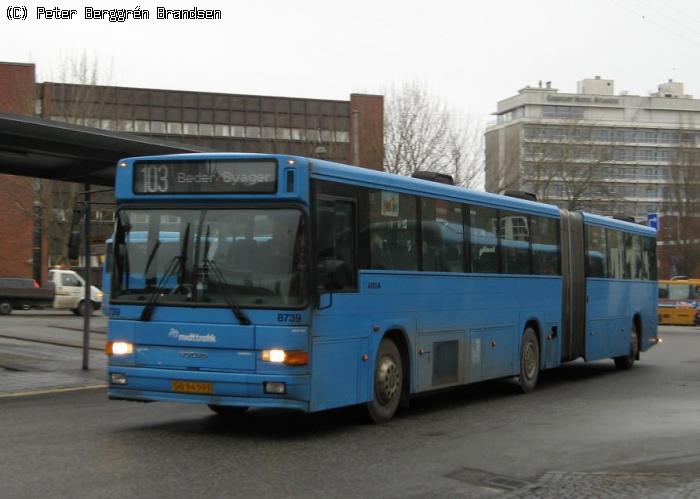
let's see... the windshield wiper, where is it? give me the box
[138,255,182,321]
[139,223,191,321]
[203,258,252,326]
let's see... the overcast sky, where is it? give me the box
[2,0,700,123]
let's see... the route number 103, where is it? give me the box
[141,165,169,193]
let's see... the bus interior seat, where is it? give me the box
[422,225,445,271]
[477,251,497,273]
[444,245,462,272]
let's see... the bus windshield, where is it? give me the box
[112,207,307,308]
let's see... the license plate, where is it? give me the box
[171,381,213,394]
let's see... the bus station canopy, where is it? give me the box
[0,112,203,185]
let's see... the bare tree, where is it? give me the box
[4,54,116,266]
[447,118,485,189]
[663,133,700,276]
[522,123,619,211]
[383,82,483,189]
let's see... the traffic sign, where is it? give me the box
[647,213,658,230]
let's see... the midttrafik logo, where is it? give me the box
[168,327,216,343]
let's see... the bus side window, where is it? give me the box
[500,211,531,275]
[532,216,560,275]
[421,198,464,273]
[586,225,607,278]
[367,190,418,271]
[607,229,625,279]
[642,236,657,281]
[626,233,643,280]
[315,198,356,291]
[470,206,499,273]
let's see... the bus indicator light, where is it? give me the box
[261,349,308,365]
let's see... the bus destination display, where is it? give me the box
[133,160,277,194]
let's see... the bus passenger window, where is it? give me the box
[421,198,465,272]
[668,284,690,300]
[470,206,498,273]
[500,211,531,274]
[532,216,560,275]
[315,198,356,290]
[586,226,607,278]
[626,234,644,280]
[607,230,625,279]
[642,236,657,281]
[368,190,418,271]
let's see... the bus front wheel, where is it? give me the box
[614,323,639,370]
[518,327,540,393]
[365,337,403,423]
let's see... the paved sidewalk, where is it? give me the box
[0,336,107,397]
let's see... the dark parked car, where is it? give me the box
[0,278,54,315]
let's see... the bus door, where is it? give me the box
[311,193,370,411]
[559,210,586,361]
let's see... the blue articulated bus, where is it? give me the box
[105,153,658,422]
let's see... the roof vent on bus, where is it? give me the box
[612,215,636,223]
[503,190,537,202]
[411,171,455,185]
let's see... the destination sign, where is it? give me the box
[133,160,277,194]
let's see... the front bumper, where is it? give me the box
[107,366,310,411]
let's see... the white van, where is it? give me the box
[48,269,103,315]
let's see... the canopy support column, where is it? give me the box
[82,179,91,370]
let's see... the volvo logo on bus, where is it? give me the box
[168,327,217,343]
[179,351,208,359]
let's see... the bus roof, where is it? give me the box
[117,152,655,235]
[582,212,656,237]
[308,158,562,218]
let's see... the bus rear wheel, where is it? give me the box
[364,337,403,423]
[208,405,248,418]
[614,323,639,370]
[518,327,540,393]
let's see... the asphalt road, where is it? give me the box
[0,309,107,351]
[1,325,700,498]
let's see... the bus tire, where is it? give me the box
[614,323,639,370]
[208,405,248,418]
[364,337,403,423]
[518,327,540,393]
[0,301,12,315]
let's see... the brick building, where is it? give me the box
[0,61,384,282]
[0,63,39,280]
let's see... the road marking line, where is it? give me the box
[0,334,104,351]
[0,384,107,398]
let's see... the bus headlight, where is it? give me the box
[261,349,308,365]
[106,341,133,356]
